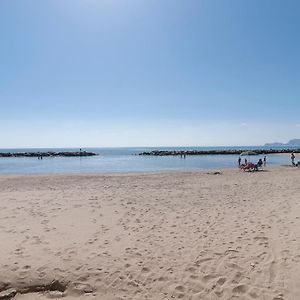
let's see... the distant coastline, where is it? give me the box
[264,138,300,147]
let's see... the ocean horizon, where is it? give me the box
[0,146,298,175]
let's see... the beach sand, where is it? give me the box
[0,167,299,300]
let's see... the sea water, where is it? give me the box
[0,146,297,174]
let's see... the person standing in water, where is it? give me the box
[238,157,241,167]
[263,156,267,166]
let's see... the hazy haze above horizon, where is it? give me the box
[1,0,299,147]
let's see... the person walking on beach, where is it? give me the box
[291,152,296,166]
[263,156,267,166]
[238,157,241,167]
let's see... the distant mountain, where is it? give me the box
[287,139,300,146]
[264,139,300,147]
[264,142,284,146]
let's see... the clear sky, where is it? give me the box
[0,0,299,147]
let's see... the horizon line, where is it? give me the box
[1,144,299,150]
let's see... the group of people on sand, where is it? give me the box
[238,156,266,169]
[238,152,299,169]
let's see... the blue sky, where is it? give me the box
[0,0,299,147]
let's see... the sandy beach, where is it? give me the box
[0,167,300,300]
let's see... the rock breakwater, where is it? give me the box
[0,151,97,158]
[139,149,300,156]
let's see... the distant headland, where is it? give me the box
[264,139,300,147]
[0,151,97,158]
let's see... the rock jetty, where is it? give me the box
[0,151,97,158]
[139,149,300,156]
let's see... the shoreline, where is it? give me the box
[0,164,297,177]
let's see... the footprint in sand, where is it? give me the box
[141,267,150,273]
[175,285,185,292]
[217,277,226,285]
[202,274,217,283]
[22,265,31,270]
[232,284,248,294]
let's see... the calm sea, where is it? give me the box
[0,146,298,175]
